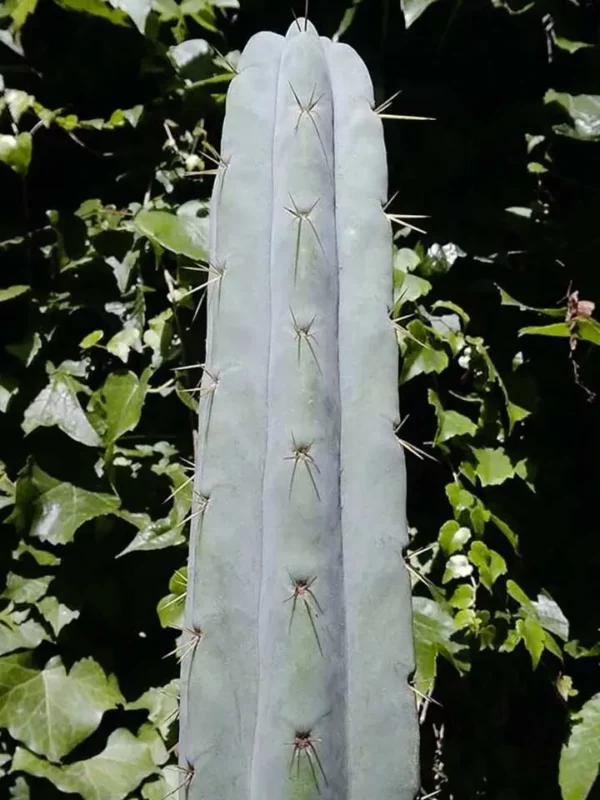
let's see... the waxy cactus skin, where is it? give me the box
[178,18,419,800]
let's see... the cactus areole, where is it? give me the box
[178,18,419,800]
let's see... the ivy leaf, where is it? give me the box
[468,541,507,591]
[519,322,571,338]
[0,654,123,761]
[11,728,156,799]
[517,618,546,668]
[560,694,600,800]
[428,390,477,443]
[134,207,209,262]
[412,596,469,699]
[22,371,102,447]
[30,481,120,545]
[0,286,30,302]
[438,520,471,555]
[1,573,52,604]
[442,555,473,584]
[127,679,179,738]
[38,597,80,636]
[88,370,150,457]
[471,447,515,487]
[157,567,187,629]
[0,133,32,176]
[8,776,30,799]
[168,38,213,79]
[117,513,186,556]
[496,285,565,318]
[106,327,142,363]
[108,0,151,33]
[545,90,600,141]
[0,606,48,656]
[400,321,449,383]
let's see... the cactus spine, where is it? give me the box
[179,18,419,800]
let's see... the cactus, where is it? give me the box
[178,17,419,800]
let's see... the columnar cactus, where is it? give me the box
[178,18,419,800]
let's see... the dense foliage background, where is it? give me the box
[1,0,600,797]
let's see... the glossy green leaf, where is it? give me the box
[468,541,507,591]
[128,679,179,738]
[546,90,600,141]
[22,371,102,447]
[496,285,565,317]
[439,520,471,555]
[38,597,80,636]
[429,390,477,443]
[517,618,545,668]
[560,694,600,800]
[88,370,149,452]
[108,0,151,32]
[1,573,52,604]
[519,322,571,338]
[0,133,32,176]
[412,596,469,698]
[0,654,123,760]
[11,728,156,799]
[0,606,48,656]
[134,208,209,261]
[30,481,120,545]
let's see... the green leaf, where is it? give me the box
[519,322,571,338]
[10,0,39,29]
[0,606,48,656]
[8,776,30,799]
[546,90,600,141]
[442,555,473,584]
[30,481,120,545]
[0,375,19,413]
[22,371,102,447]
[439,520,471,555]
[334,0,365,39]
[127,679,179,738]
[0,654,123,761]
[449,584,476,610]
[412,596,469,699]
[79,330,104,349]
[134,208,209,261]
[533,592,570,642]
[53,0,128,25]
[0,133,32,176]
[11,728,156,799]
[400,321,449,383]
[428,390,477,443]
[38,597,80,636]
[578,318,600,346]
[157,568,187,629]
[106,327,142,363]
[490,513,519,552]
[517,618,546,668]
[118,513,185,556]
[108,0,151,32]
[88,370,149,453]
[400,0,439,31]
[552,33,593,54]
[1,573,52,604]
[496,285,565,317]
[0,286,30,302]
[560,694,600,800]
[468,541,507,592]
[471,447,516,487]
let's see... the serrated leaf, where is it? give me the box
[0,654,123,760]
[106,327,142,363]
[560,694,600,800]
[0,133,32,175]
[11,728,156,799]
[128,679,179,738]
[134,208,209,261]
[88,370,149,455]
[30,481,120,545]
[38,597,79,636]
[559,694,600,800]
[517,617,545,668]
[118,514,185,556]
[0,286,30,302]
[468,541,507,591]
[1,573,52,604]
[412,596,469,698]
[428,390,477,443]
[471,447,516,486]
[0,606,48,656]
[400,321,449,383]
[22,371,102,447]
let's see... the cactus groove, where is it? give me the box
[179,17,419,800]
